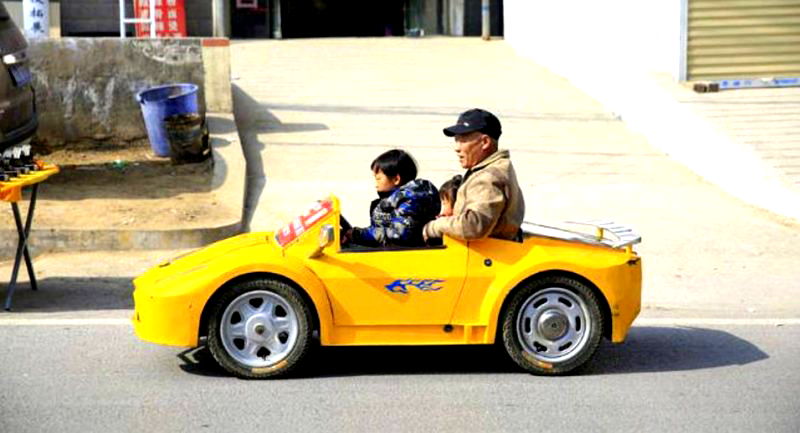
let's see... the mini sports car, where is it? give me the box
[133,196,642,378]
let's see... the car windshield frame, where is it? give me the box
[0,3,9,21]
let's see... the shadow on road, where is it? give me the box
[231,84,328,231]
[177,345,229,378]
[176,325,768,379]
[0,277,133,312]
[231,84,268,231]
[586,326,769,375]
[232,84,266,232]
[177,344,518,378]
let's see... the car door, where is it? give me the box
[306,238,469,326]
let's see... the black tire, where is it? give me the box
[207,278,314,379]
[501,276,603,375]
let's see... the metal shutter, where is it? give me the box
[61,0,122,36]
[687,0,800,80]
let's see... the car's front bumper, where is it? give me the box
[132,267,210,348]
[132,235,279,348]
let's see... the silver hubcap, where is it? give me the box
[516,287,591,363]
[220,290,299,368]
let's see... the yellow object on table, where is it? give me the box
[0,164,59,203]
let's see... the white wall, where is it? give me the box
[504,0,683,81]
[503,0,686,127]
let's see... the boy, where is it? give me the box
[347,149,439,247]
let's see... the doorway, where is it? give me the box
[230,0,270,38]
[280,0,406,38]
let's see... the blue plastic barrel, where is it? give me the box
[136,83,199,157]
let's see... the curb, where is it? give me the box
[0,111,246,261]
[0,223,241,260]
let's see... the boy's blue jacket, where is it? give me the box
[351,179,440,247]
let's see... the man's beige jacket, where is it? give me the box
[424,149,525,241]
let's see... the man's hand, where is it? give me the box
[423,220,439,244]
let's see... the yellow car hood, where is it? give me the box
[137,233,275,286]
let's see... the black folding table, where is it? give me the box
[1,165,59,311]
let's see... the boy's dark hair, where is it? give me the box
[439,174,463,204]
[371,149,418,185]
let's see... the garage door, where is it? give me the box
[687,0,800,81]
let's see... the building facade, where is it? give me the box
[7,0,797,83]
[5,0,504,39]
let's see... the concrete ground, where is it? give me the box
[1,37,799,319]
[675,85,800,194]
[588,72,800,223]
[231,37,800,318]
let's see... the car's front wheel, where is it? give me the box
[501,276,603,375]
[207,278,313,379]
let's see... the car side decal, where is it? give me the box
[385,279,445,294]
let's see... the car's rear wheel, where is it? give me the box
[207,278,313,379]
[501,276,603,375]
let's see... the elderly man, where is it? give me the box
[423,108,525,242]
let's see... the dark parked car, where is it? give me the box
[0,0,37,155]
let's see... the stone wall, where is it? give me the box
[27,37,209,150]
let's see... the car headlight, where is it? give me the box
[3,52,26,65]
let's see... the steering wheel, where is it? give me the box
[339,215,353,246]
[339,215,352,233]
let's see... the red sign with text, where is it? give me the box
[134,0,187,38]
[275,200,334,247]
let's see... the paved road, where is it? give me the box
[1,250,798,432]
[0,322,798,433]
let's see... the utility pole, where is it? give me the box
[272,0,283,39]
[212,0,229,37]
[481,0,490,40]
[22,0,49,39]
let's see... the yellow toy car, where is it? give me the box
[133,196,642,378]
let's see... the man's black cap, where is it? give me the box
[443,108,502,140]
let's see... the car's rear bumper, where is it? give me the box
[609,256,642,343]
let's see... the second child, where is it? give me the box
[438,175,462,217]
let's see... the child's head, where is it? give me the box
[371,149,418,193]
[439,175,462,216]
